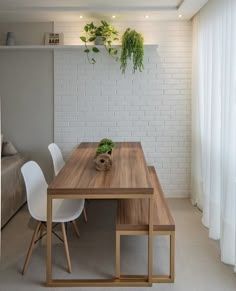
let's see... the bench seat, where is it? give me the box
[115,166,175,283]
[116,166,175,232]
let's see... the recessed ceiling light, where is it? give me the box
[112,15,116,19]
[178,14,182,18]
[145,15,149,19]
[79,15,83,19]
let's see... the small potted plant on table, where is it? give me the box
[94,139,115,171]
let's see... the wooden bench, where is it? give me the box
[116,166,175,283]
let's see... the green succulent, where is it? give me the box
[96,144,113,156]
[98,138,115,148]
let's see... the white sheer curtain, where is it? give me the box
[192,0,236,271]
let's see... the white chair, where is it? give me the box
[48,143,88,222]
[48,143,65,176]
[21,161,84,274]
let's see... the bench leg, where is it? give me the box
[116,230,175,283]
[151,231,176,283]
[170,231,175,282]
[115,231,121,279]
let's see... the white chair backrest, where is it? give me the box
[21,161,48,220]
[48,143,65,176]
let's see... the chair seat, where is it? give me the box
[31,196,84,223]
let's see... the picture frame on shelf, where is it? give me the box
[45,33,64,45]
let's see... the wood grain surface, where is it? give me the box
[116,166,175,231]
[48,142,153,195]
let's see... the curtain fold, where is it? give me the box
[192,0,236,271]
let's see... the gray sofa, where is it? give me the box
[1,154,29,228]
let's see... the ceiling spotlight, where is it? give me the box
[145,15,149,19]
[178,14,182,18]
[112,15,116,19]
[79,15,83,19]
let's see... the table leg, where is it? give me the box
[170,231,175,282]
[46,195,53,285]
[115,231,120,279]
[148,196,154,285]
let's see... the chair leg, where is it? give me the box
[83,208,88,223]
[38,223,44,243]
[61,222,72,273]
[72,220,80,238]
[22,221,42,275]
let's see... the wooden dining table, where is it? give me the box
[46,142,154,287]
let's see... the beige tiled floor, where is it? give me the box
[0,199,236,291]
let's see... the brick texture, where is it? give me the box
[54,21,192,197]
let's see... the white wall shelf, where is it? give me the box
[0,44,158,50]
[0,45,82,50]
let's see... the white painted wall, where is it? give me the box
[54,20,192,197]
[0,22,54,182]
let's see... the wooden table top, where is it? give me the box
[48,142,154,196]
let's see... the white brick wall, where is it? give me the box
[54,21,192,198]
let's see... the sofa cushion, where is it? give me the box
[1,134,3,153]
[2,140,18,156]
[1,154,29,228]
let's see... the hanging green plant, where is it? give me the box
[120,28,144,74]
[94,138,115,171]
[80,20,119,64]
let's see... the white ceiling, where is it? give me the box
[0,0,208,22]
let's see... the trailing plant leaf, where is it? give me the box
[92,47,100,53]
[80,36,87,42]
[120,28,144,74]
[89,36,96,42]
